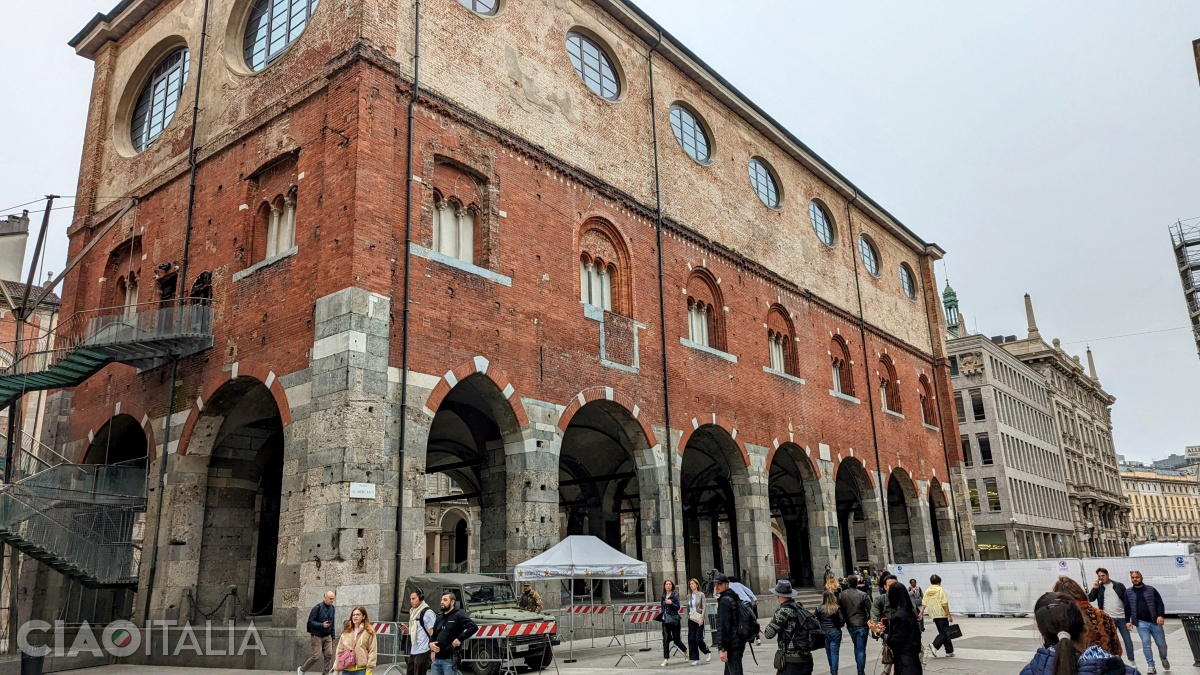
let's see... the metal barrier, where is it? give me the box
[611,604,662,667]
[557,604,609,662]
[462,622,559,675]
[373,623,404,675]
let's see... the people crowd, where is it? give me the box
[294,563,1175,675]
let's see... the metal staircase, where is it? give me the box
[0,298,215,588]
[0,299,214,409]
[1171,221,1200,361]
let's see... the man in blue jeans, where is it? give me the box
[836,575,871,675]
[1125,570,1169,674]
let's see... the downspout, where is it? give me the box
[143,0,210,626]
[394,0,421,619]
[843,190,893,564]
[647,30,680,583]
[919,261,966,561]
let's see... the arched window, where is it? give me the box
[566,32,620,101]
[766,304,797,376]
[858,235,880,277]
[686,269,724,350]
[830,336,854,396]
[899,263,917,300]
[879,354,901,414]
[748,158,780,208]
[578,220,630,316]
[809,201,835,247]
[257,188,297,262]
[243,0,319,72]
[433,195,476,265]
[131,47,189,152]
[457,0,498,15]
[919,374,935,426]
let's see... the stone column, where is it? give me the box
[645,426,684,591]
[908,481,937,563]
[864,468,893,568]
[739,444,774,595]
[949,467,977,561]
[298,287,394,624]
[500,400,559,570]
[812,457,843,580]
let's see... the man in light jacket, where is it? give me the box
[407,589,437,675]
[918,575,954,658]
[1088,567,1134,666]
[298,590,336,674]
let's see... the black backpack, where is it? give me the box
[785,602,825,653]
[734,599,760,643]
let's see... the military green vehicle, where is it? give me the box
[400,574,558,675]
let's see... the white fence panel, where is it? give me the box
[889,558,1084,615]
[1080,555,1200,614]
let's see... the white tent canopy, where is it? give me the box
[514,535,648,581]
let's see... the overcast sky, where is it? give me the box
[1,1,1198,463]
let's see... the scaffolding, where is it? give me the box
[1170,220,1200,360]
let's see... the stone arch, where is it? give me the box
[677,416,750,468]
[927,478,956,562]
[82,400,158,462]
[83,413,150,468]
[834,457,885,576]
[767,442,827,588]
[558,387,657,459]
[177,361,292,457]
[887,469,919,564]
[681,424,759,585]
[422,356,529,431]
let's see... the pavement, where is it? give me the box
[45,616,1200,675]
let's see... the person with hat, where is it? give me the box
[518,581,543,614]
[763,579,816,675]
[714,573,750,675]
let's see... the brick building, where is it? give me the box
[10,0,971,665]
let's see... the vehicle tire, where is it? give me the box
[523,646,553,672]
[469,643,501,675]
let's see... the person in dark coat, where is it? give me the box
[882,583,922,675]
[814,590,844,675]
[1020,592,1135,675]
[1124,571,1168,674]
[714,574,749,675]
[660,579,689,666]
[298,590,337,674]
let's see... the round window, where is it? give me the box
[809,201,835,246]
[457,0,498,16]
[670,104,711,163]
[566,32,620,100]
[748,158,779,208]
[858,236,880,277]
[131,48,190,153]
[243,0,319,72]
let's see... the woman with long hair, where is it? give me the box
[660,579,688,666]
[686,578,712,665]
[883,582,922,675]
[1053,576,1123,658]
[825,573,842,599]
[815,589,845,675]
[1019,593,1133,675]
[335,606,378,674]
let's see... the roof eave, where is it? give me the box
[69,0,164,60]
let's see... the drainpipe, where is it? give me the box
[843,191,893,565]
[394,0,421,620]
[647,30,681,584]
[143,0,210,626]
[919,255,966,561]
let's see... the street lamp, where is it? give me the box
[1010,517,1020,559]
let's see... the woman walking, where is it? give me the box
[335,606,378,675]
[883,583,922,675]
[686,578,712,665]
[661,579,688,666]
[815,589,845,675]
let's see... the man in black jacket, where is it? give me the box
[714,573,749,675]
[1125,571,1169,674]
[298,590,336,674]
[837,577,870,675]
[1088,567,1134,666]
[431,592,479,675]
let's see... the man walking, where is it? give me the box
[837,575,871,675]
[431,592,479,675]
[1089,567,1135,666]
[519,582,543,614]
[407,589,438,675]
[919,575,955,658]
[715,573,750,675]
[907,579,923,632]
[1125,571,1169,674]
[763,580,816,675]
[298,590,336,675]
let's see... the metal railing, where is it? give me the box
[0,297,213,377]
[0,429,76,480]
[0,464,146,586]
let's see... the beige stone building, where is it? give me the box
[998,296,1131,555]
[1121,462,1200,544]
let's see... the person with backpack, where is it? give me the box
[837,576,871,675]
[882,584,922,674]
[299,590,337,675]
[763,580,821,675]
[714,573,755,675]
[407,589,437,675]
[815,590,845,675]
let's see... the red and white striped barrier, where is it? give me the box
[615,604,658,615]
[565,605,608,615]
[373,623,395,635]
[623,610,661,624]
[507,621,557,636]
[473,624,509,639]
